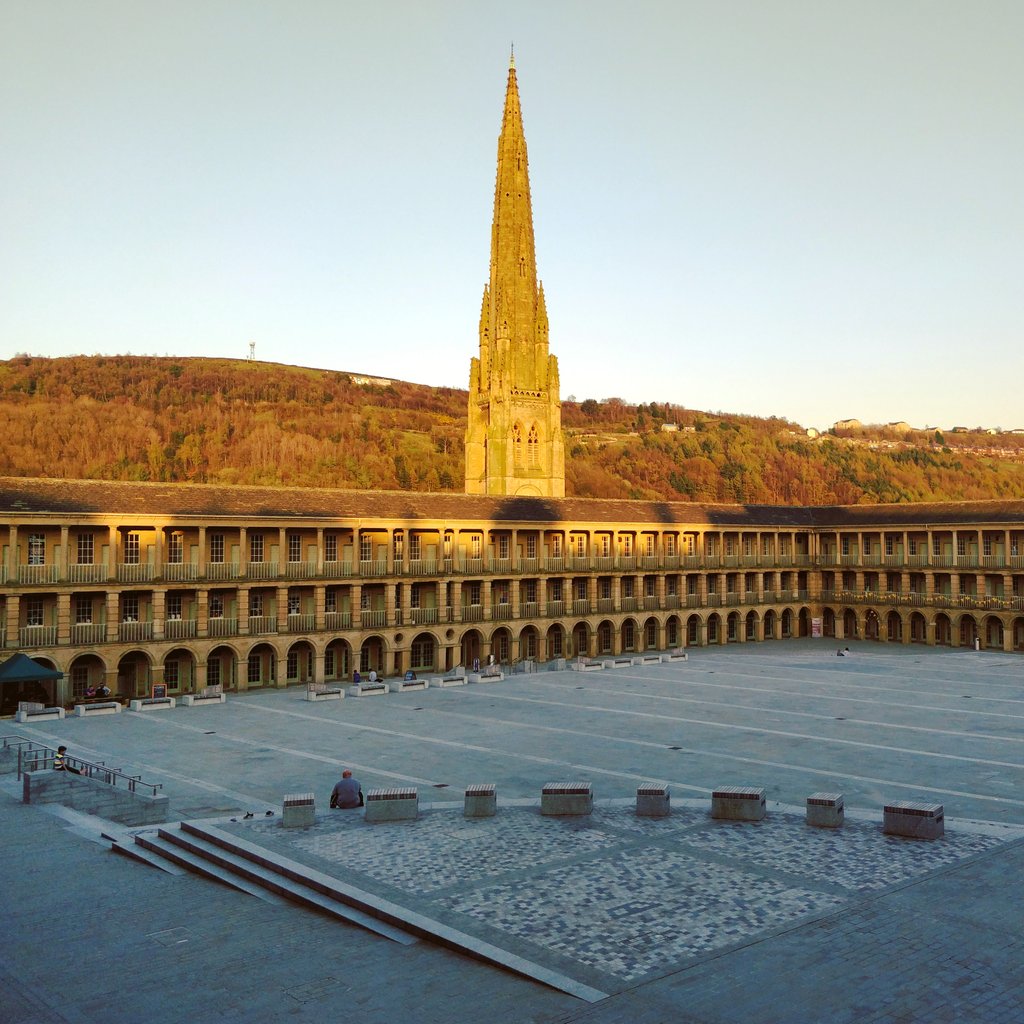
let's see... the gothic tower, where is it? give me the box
[465,54,565,497]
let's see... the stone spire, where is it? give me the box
[465,57,565,497]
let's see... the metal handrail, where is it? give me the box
[7,736,163,797]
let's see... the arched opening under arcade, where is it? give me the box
[643,616,659,650]
[620,618,638,653]
[69,653,107,702]
[909,612,927,644]
[460,629,482,670]
[518,625,540,663]
[865,609,880,641]
[163,647,197,693]
[959,615,978,648]
[841,609,857,640]
[745,610,757,641]
[707,613,720,644]
[245,643,277,689]
[207,645,238,690]
[359,635,386,675]
[983,616,1004,650]
[571,622,589,659]
[886,611,903,643]
[763,608,777,640]
[798,607,810,637]
[117,651,152,698]
[781,609,795,639]
[686,614,701,646]
[286,640,315,684]
[490,627,512,664]
[726,611,740,642]
[935,613,952,646]
[410,632,437,673]
[821,607,835,638]
[1014,617,1024,651]
[546,623,566,660]
[596,620,614,655]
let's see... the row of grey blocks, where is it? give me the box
[282,785,943,839]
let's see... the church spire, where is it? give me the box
[465,57,564,497]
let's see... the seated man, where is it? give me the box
[96,683,112,698]
[330,769,363,809]
[84,685,97,698]
[404,669,415,681]
[368,669,378,684]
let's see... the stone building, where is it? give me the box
[1,59,1023,707]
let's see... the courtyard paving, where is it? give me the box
[2,640,1023,1022]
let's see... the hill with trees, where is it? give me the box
[3,354,1024,505]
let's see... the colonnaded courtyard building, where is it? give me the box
[2,58,1023,708]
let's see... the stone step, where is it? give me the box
[159,823,416,945]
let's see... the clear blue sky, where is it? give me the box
[2,1,1022,431]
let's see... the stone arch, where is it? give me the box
[935,613,953,646]
[512,422,524,467]
[983,615,1004,650]
[359,634,388,675]
[726,611,741,642]
[518,624,540,661]
[707,612,721,644]
[68,652,108,701]
[782,608,795,639]
[163,646,197,692]
[958,614,978,648]
[527,423,540,468]
[798,607,811,638]
[841,608,857,640]
[207,644,239,690]
[571,621,590,659]
[490,626,513,663]
[865,608,880,641]
[546,622,566,660]
[1013,617,1024,651]
[665,614,681,648]
[643,616,660,650]
[821,607,836,638]
[763,608,777,639]
[285,639,316,684]
[686,613,701,645]
[909,611,927,643]
[410,631,438,672]
[117,650,152,698]
[620,617,638,652]
[460,629,483,669]
[745,610,758,640]
[324,638,352,682]
[245,642,277,688]
[597,620,614,655]
[886,610,903,643]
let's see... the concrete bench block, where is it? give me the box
[468,671,503,684]
[636,782,670,818]
[806,792,844,828]
[282,792,316,828]
[570,660,603,672]
[388,678,428,693]
[365,786,418,823]
[181,693,226,707]
[128,697,176,712]
[464,783,497,818]
[633,655,662,666]
[884,801,944,839]
[712,786,766,821]
[347,683,388,697]
[541,781,593,816]
[601,658,632,670]
[661,650,688,662]
[305,686,344,701]
[429,675,467,688]
[15,707,65,723]
[74,701,122,717]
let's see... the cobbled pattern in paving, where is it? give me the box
[228,804,1017,988]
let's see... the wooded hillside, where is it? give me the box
[3,354,1024,504]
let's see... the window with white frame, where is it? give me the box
[550,579,563,602]
[885,536,894,556]
[25,597,44,626]
[983,535,992,556]
[684,534,695,556]
[471,534,482,559]
[573,535,585,557]
[75,596,92,624]
[124,532,140,564]
[325,590,337,613]
[324,534,338,562]
[644,535,654,557]
[621,577,634,598]
[250,593,263,617]
[957,536,966,556]
[575,578,587,600]
[863,536,871,555]
[209,594,223,618]
[600,535,611,558]
[762,536,772,556]
[249,533,264,563]
[600,578,612,599]
[360,535,373,562]
[645,576,656,597]
[724,536,735,556]
[27,533,45,565]
[933,535,941,556]
[71,664,89,698]
[411,635,434,667]
[666,535,676,557]
[393,533,404,561]
[324,649,335,676]
[523,579,537,603]
[167,532,184,563]
[122,595,139,622]
[164,660,179,688]
[287,651,299,679]
[410,534,421,560]
[622,621,635,650]
[550,629,563,656]
[468,581,481,605]
[288,534,302,563]
[621,535,633,557]
[841,536,850,556]
[410,586,420,609]
[443,533,452,557]
[207,658,221,687]
[743,537,752,557]
[77,533,94,565]
[166,594,182,620]
[209,533,224,563]
[288,594,300,615]
[247,654,261,683]
[498,535,510,560]
[526,534,537,559]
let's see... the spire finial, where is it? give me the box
[509,43,515,70]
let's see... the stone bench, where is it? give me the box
[347,681,388,697]
[468,670,504,684]
[128,697,176,712]
[661,649,688,663]
[388,677,428,693]
[464,783,497,818]
[806,792,844,828]
[711,786,766,821]
[282,792,316,828]
[601,657,633,670]
[570,660,603,672]
[305,685,344,701]
[181,692,227,707]
[74,701,122,717]
[636,781,670,818]
[632,654,663,666]
[541,781,593,816]
[365,786,418,823]
[14,706,65,723]
[884,801,944,840]
[429,675,467,688]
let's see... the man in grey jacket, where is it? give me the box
[330,769,363,809]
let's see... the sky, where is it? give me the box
[2,1,1022,431]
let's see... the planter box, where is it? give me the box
[464,783,497,818]
[541,781,593,816]
[883,801,944,840]
[636,782,670,818]
[712,786,766,821]
[806,792,844,828]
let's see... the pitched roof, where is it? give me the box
[0,477,1021,529]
